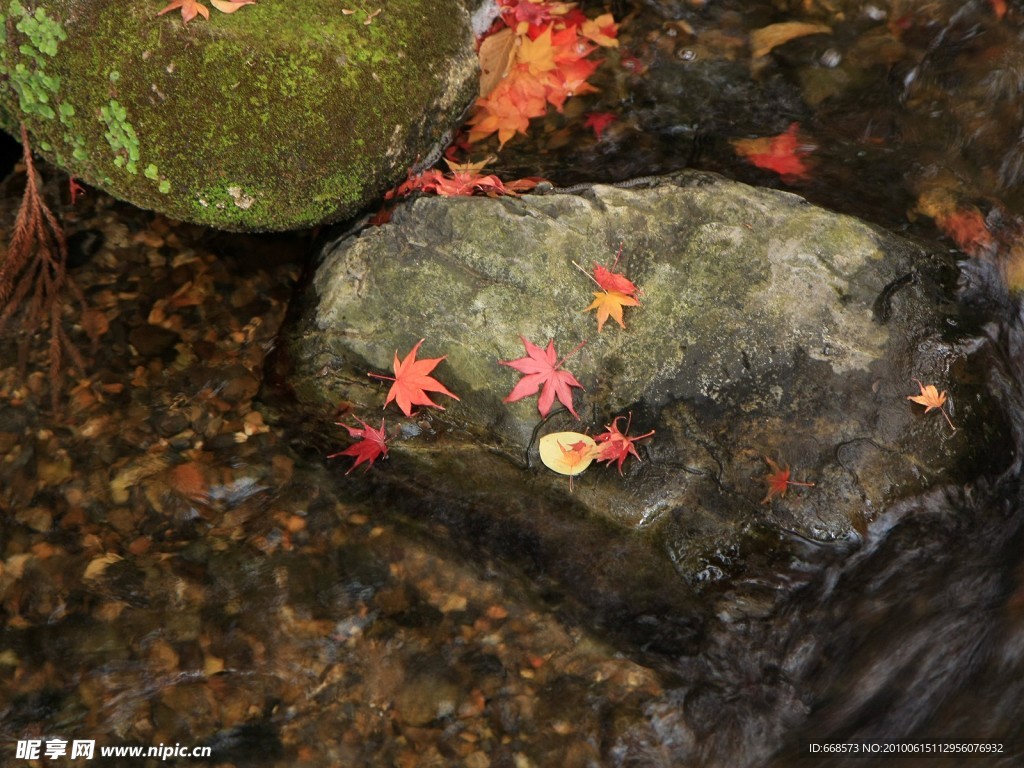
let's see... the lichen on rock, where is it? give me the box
[0,0,482,230]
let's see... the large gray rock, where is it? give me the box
[283,172,1005,583]
[0,0,484,231]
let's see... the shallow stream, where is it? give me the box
[3,1,1024,766]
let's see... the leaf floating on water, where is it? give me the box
[749,21,832,59]
[479,27,520,98]
[732,123,813,180]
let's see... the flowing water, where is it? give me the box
[3,0,1024,766]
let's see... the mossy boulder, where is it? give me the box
[281,171,1010,583]
[0,0,483,230]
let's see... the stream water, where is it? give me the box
[3,0,1024,766]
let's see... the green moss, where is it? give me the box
[1,0,478,230]
[0,0,66,121]
[99,98,139,174]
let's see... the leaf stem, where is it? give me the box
[572,260,602,288]
[940,407,957,431]
[556,339,587,369]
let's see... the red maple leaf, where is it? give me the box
[593,415,654,474]
[584,112,617,140]
[368,339,460,418]
[732,123,813,180]
[500,336,586,418]
[593,264,638,296]
[760,456,815,504]
[590,244,639,296]
[328,417,388,474]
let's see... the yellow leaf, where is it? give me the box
[749,22,832,59]
[518,26,557,75]
[539,432,596,476]
[584,290,640,332]
[83,553,123,581]
[210,0,254,13]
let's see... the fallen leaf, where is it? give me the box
[585,289,640,332]
[575,248,641,330]
[157,0,209,23]
[593,415,654,474]
[210,0,254,12]
[500,336,585,418]
[467,2,619,147]
[907,379,956,430]
[157,0,254,23]
[328,417,389,473]
[580,13,619,47]
[479,27,520,98]
[732,122,813,180]
[584,112,617,140]
[368,339,460,418]
[539,431,596,475]
[83,553,123,581]
[540,431,596,490]
[761,456,815,504]
[749,21,832,59]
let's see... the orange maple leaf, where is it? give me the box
[761,456,815,504]
[157,0,253,24]
[500,336,586,418]
[328,417,389,474]
[585,290,640,332]
[907,379,956,430]
[368,339,460,418]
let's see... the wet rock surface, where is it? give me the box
[284,171,1009,584]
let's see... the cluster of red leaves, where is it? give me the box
[732,122,814,180]
[385,160,543,202]
[467,0,619,148]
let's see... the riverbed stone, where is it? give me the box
[282,171,1007,583]
[0,0,484,231]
